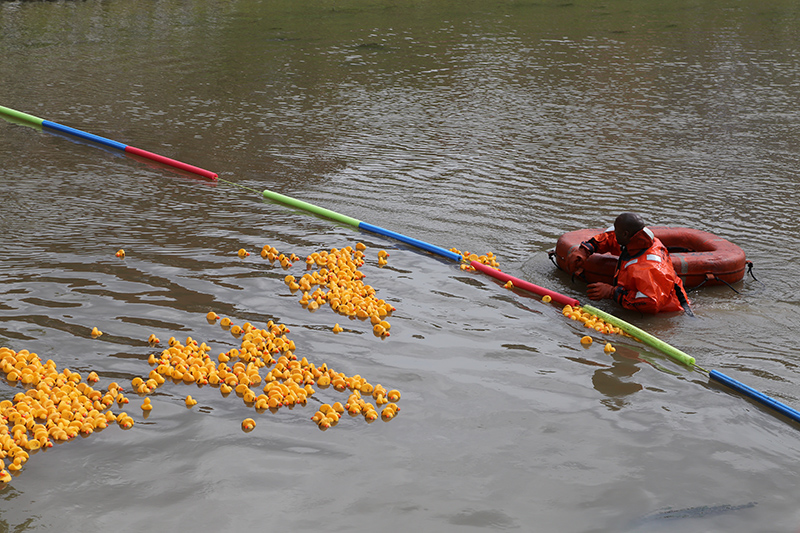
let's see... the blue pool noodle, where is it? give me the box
[42,120,128,151]
[358,222,463,262]
[710,370,800,424]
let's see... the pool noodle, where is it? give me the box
[0,105,44,126]
[582,304,696,367]
[359,222,463,262]
[261,189,362,227]
[709,370,800,424]
[469,260,580,307]
[124,146,218,181]
[42,120,127,151]
[0,105,218,181]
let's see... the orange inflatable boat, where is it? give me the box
[552,226,748,288]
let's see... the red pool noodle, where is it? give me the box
[470,260,580,307]
[125,146,218,181]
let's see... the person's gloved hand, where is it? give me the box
[587,282,615,300]
[566,247,590,273]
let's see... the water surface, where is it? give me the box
[2,1,800,531]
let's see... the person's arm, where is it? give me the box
[566,229,619,273]
[581,230,620,256]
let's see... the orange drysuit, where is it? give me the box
[581,227,690,314]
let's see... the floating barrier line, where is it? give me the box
[4,103,796,429]
[261,189,463,262]
[0,104,218,181]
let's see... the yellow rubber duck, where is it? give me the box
[542,295,552,303]
[581,335,593,346]
[237,248,250,258]
[185,395,198,407]
[148,333,160,344]
[220,317,232,327]
[207,311,220,322]
[115,249,125,258]
[387,389,401,402]
[91,327,102,338]
[117,415,134,429]
[241,418,256,432]
[7,458,23,473]
[141,398,153,411]
[504,281,514,289]
[332,324,344,334]
[604,342,616,354]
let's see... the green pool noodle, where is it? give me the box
[262,189,362,228]
[582,304,696,367]
[0,105,44,127]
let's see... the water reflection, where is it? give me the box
[593,349,645,411]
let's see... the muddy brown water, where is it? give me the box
[2,1,800,531]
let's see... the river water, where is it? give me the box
[1,0,800,531]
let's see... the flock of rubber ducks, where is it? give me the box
[0,242,407,484]
[0,309,404,482]
[130,311,403,433]
[277,243,396,338]
[0,241,633,484]
[309,387,401,430]
[0,346,134,483]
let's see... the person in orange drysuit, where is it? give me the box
[566,213,691,314]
